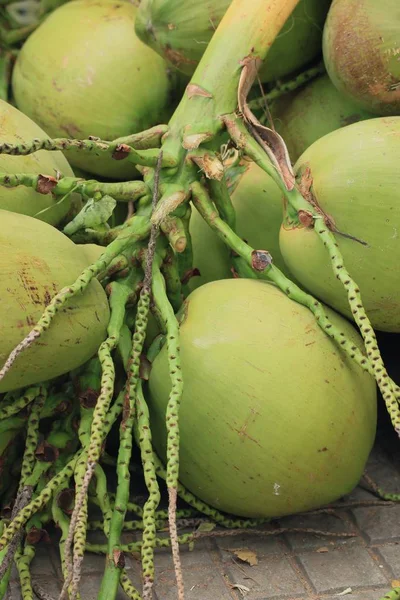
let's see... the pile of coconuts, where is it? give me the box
[0,0,399,599]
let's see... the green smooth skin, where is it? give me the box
[272,74,373,163]
[189,161,292,291]
[279,116,400,332]
[0,210,110,392]
[12,0,171,179]
[148,278,377,518]
[323,0,400,115]
[136,0,331,83]
[78,243,104,266]
[0,99,76,225]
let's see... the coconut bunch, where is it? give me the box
[0,1,400,600]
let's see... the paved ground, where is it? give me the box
[8,424,400,600]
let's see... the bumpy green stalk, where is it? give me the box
[0,172,150,204]
[0,386,42,420]
[15,544,36,600]
[314,222,400,433]
[133,383,161,599]
[119,572,142,600]
[98,156,162,600]
[0,137,176,169]
[151,258,185,598]
[62,270,143,600]
[0,390,46,587]
[0,453,79,551]
[51,484,71,579]
[379,590,400,600]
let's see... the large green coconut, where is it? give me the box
[279,117,400,332]
[0,99,78,225]
[135,0,331,83]
[272,75,373,163]
[322,0,400,115]
[0,210,110,393]
[189,161,292,291]
[148,278,376,518]
[11,0,172,180]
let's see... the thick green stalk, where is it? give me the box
[379,590,400,600]
[134,383,161,599]
[0,137,176,168]
[15,544,36,600]
[169,0,302,129]
[151,258,185,598]
[0,172,150,203]
[0,386,42,420]
[98,155,162,600]
[0,454,80,551]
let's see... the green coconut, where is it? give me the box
[322,0,400,115]
[189,161,292,291]
[0,210,110,393]
[148,278,376,518]
[135,0,331,83]
[78,243,104,266]
[0,99,78,225]
[279,117,400,332]
[11,0,172,180]
[272,74,373,163]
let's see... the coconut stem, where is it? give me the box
[61,272,137,600]
[133,384,160,600]
[314,222,400,434]
[97,153,162,600]
[0,454,80,551]
[0,135,176,169]
[151,261,185,599]
[378,589,400,600]
[0,386,43,421]
[15,543,36,600]
[0,172,150,203]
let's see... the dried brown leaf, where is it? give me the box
[237,56,294,191]
[230,548,258,566]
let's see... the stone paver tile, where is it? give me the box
[352,505,400,543]
[377,544,400,577]
[76,567,147,600]
[155,538,216,571]
[215,530,285,557]
[224,555,307,599]
[341,486,380,502]
[27,544,59,576]
[154,567,235,599]
[365,461,400,494]
[279,512,358,551]
[323,588,392,600]
[297,546,387,593]
[28,574,62,597]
